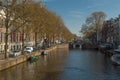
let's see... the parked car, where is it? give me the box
[99,43,113,53]
[111,54,120,65]
[10,50,21,57]
[24,47,33,53]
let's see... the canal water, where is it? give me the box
[0,49,120,80]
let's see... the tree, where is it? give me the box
[81,11,106,44]
[3,0,18,58]
[1,0,73,58]
[2,0,34,58]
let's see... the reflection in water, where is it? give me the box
[42,55,48,66]
[0,49,120,80]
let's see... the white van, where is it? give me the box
[24,47,33,53]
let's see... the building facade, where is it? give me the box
[101,15,120,47]
[0,7,35,55]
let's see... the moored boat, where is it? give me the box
[28,56,39,63]
[111,54,120,65]
[41,50,48,55]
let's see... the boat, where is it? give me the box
[111,54,120,65]
[41,50,48,55]
[28,56,39,63]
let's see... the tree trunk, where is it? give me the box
[4,27,8,59]
[22,29,24,55]
[5,14,8,58]
[4,11,9,59]
[35,32,37,48]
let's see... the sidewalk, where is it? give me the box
[0,54,5,60]
[0,55,25,65]
[0,58,14,65]
[0,50,42,71]
[0,44,68,71]
[0,53,17,64]
[0,54,31,71]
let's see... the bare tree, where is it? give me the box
[2,0,33,58]
[81,11,106,44]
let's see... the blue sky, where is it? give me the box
[35,0,120,35]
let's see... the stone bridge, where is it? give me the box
[69,41,82,49]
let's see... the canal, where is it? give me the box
[0,49,120,80]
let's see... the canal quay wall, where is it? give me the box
[81,43,115,56]
[0,44,68,71]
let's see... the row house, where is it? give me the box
[101,21,109,42]
[101,15,120,47]
[0,7,6,54]
[106,18,114,43]
[0,7,35,54]
[10,32,35,51]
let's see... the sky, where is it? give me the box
[35,0,120,36]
